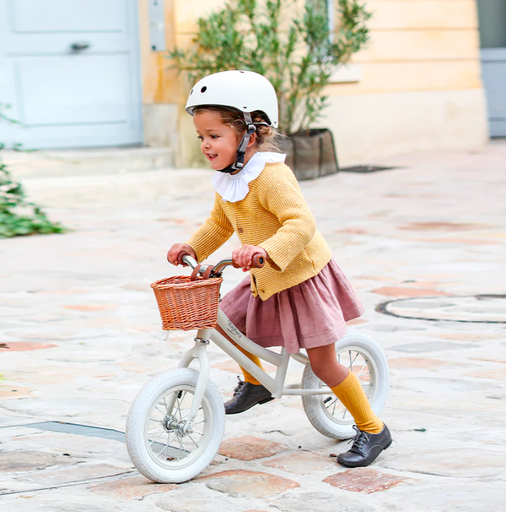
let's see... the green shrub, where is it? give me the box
[0,105,65,238]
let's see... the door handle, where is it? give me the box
[70,41,91,52]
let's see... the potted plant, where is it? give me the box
[168,0,371,180]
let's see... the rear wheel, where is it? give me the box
[301,331,389,440]
[126,368,225,483]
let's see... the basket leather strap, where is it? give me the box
[202,266,214,280]
[190,265,202,281]
[191,264,215,281]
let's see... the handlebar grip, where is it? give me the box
[231,253,264,269]
[177,251,192,266]
[251,254,265,269]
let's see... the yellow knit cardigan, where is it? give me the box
[187,162,332,300]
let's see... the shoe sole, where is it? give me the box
[225,396,275,415]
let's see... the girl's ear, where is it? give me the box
[246,131,257,148]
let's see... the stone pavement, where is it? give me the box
[1,142,505,511]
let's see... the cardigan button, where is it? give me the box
[238,227,244,233]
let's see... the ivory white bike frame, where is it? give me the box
[175,308,332,424]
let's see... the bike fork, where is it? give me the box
[164,332,212,428]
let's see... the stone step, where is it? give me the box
[2,146,174,179]
[18,167,211,208]
[0,146,209,208]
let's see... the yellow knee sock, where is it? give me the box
[331,372,383,434]
[231,340,263,386]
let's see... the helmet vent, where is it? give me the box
[201,86,207,93]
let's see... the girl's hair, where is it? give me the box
[193,106,281,153]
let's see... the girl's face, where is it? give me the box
[193,111,240,171]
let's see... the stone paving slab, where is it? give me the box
[322,467,414,494]
[1,143,506,511]
[219,436,289,461]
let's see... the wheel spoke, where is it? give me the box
[163,433,172,457]
[175,397,182,421]
[154,404,166,417]
[155,433,171,456]
[187,433,200,448]
[325,397,338,410]
[356,361,367,377]
[179,406,197,423]
[149,430,165,447]
[332,398,338,415]
[179,406,203,426]
[175,391,188,421]
[178,437,185,459]
[163,396,171,415]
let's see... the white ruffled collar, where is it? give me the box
[212,152,286,203]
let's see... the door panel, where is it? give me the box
[15,55,130,125]
[0,0,143,149]
[10,0,125,33]
[477,0,506,137]
[481,49,506,137]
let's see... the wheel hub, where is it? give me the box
[164,416,193,437]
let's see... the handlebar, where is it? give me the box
[177,251,264,278]
[177,252,197,267]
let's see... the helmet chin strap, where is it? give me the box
[217,112,262,174]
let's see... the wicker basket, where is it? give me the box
[151,275,223,331]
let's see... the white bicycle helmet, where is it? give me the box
[186,70,278,127]
[186,70,279,173]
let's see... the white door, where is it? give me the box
[477,0,506,137]
[0,0,143,149]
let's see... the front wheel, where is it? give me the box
[126,368,225,483]
[301,331,389,440]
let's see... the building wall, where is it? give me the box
[326,0,488,162]
[137,0,179,157]
[138,0,488,166]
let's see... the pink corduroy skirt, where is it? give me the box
[219,258,365,354]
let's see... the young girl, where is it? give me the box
[167,70,391,468]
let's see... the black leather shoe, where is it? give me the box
[337,424,392,468]
[224,378,274,414]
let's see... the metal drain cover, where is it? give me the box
[377,294,506,323]
[340,165,398,174]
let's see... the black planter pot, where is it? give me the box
[280,128,339,181]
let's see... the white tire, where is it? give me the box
[301,331,389,440]
[126,368,225,483]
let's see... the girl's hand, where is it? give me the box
[167,243,196,266]
[232,245,267,271]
